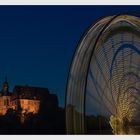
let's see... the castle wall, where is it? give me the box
[11,99,40,114]
[0,96,11,115]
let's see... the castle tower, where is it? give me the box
[2,76,9,96]
[0,76,11,115]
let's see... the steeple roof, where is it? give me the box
[4,75,8,84]
[1,76,10,96]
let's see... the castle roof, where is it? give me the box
[11,85,57,101]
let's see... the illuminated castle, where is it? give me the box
[0,78,58,118]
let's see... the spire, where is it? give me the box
[2,74,9,96]
[5,74,7,83]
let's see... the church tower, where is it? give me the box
[0,76,11,115]
[2,76,9,96]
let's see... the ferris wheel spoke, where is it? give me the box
[88,68,116,113]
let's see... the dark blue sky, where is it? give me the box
[0,6,140,107]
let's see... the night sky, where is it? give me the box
[0,6,140,107]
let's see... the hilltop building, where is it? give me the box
[0,78,58,122]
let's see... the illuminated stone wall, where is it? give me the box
[0,96,11,115]
[0,96,40,116]
[11,99,40,114]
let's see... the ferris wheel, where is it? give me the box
[66,14,140,134]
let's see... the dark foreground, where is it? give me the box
[0,107,66,135]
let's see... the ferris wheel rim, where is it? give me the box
[66,14,140,134]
